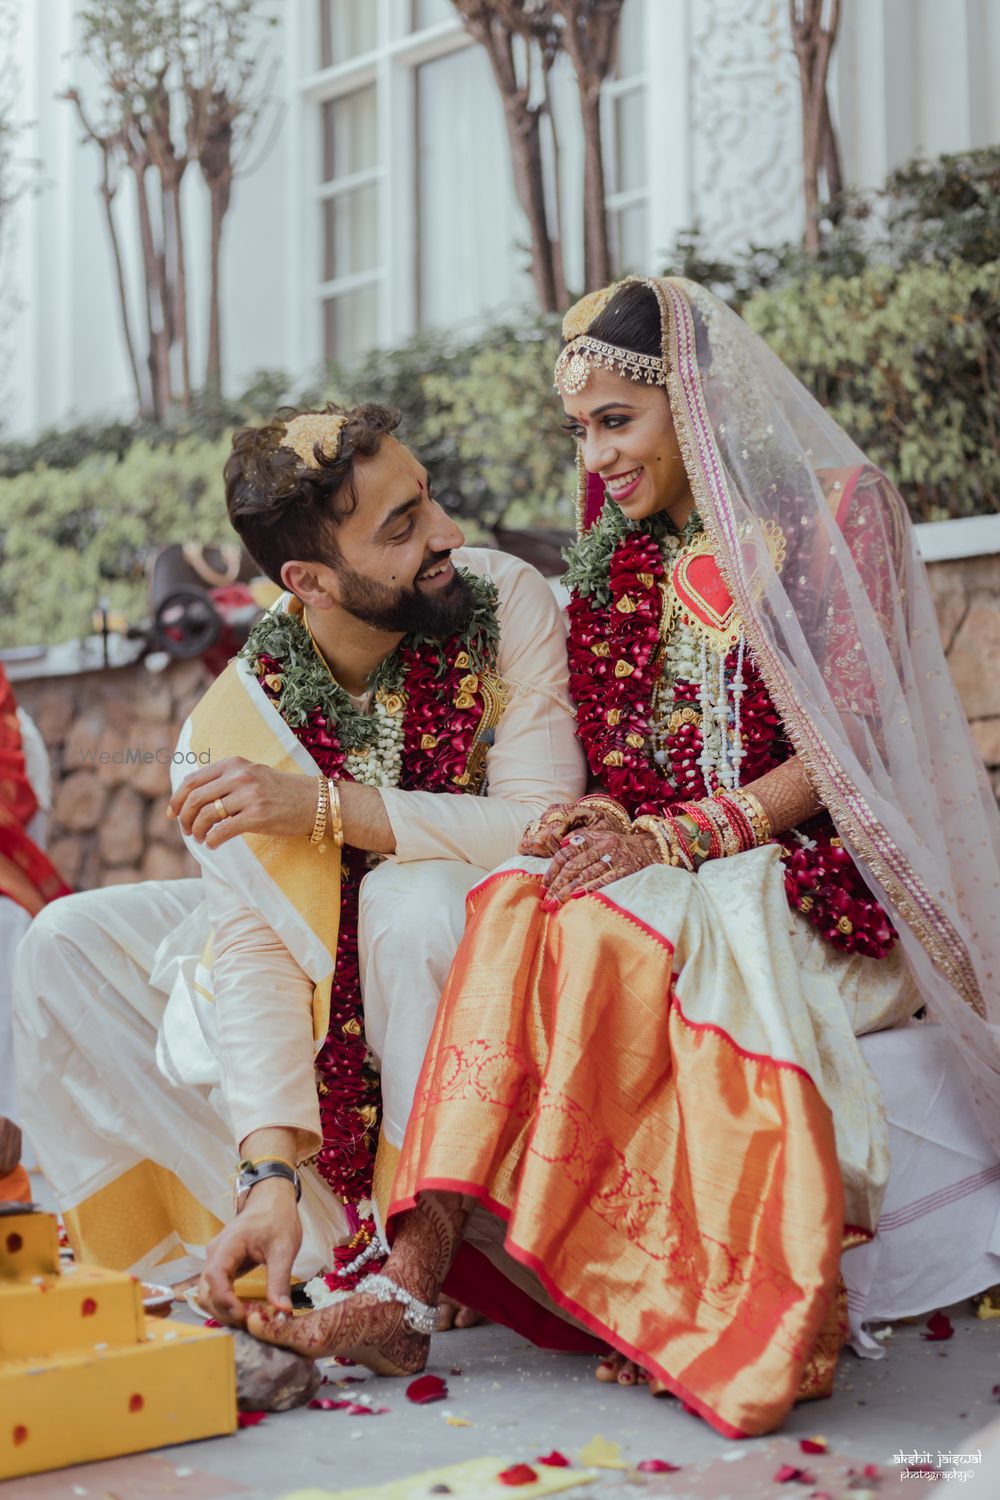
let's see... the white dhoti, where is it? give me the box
[12,860,480,1283]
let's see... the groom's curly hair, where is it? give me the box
[223,401,401,585]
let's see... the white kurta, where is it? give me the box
[12,548,586,1279]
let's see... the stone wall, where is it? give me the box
[14,659,209,891]
[10,549,1000,894]
[925,552,1000,796]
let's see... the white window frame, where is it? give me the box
[293,0,672,369]
[298,0,471,368]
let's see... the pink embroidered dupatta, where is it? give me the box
[579,277,1000,1152]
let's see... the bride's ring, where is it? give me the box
[214,798,228,820]
[600,853,613,865]
[568,833,587,847]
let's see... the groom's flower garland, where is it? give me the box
[564,506,895,959]
[242,572,501,1209]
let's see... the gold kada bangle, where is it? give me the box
[632,814,683,868]
[727,787,773,846]
[328,779,345,850]
[578,794,632,834]
[309,772,330,847]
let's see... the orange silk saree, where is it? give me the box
[390,849,917,1437]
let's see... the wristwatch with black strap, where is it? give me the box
[233,1156,302,1214]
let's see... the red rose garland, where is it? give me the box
[568,527,896,959]
[252,630,494,1209]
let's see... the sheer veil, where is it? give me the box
[575,276,1000,1153]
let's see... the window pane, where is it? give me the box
[411,0,452,29]
[324,284,381,370]
[323,184,379,281]
[614,88,646,196]
[319,0,378,67]
[615,0,645,79]
[612,201,648,275]
[416,45,531,326]
[321,87,377,181]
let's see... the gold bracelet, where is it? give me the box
[578,795,632,834]
[309,772,330,847]
[728,787,773,846]
[328,779,345,850]
[632,814,684,868]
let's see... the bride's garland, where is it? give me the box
[564,507,895,960]
[241,571,502,1208]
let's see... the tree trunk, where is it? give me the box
[100,168,148,416]
[542,61,568,307]
[551,0,622,289]
[789,0,842,256]
[132,157,171,419]
[168,174,192,409]
[820,88,843,201]
[579,83,610,288]
[205,177,226,403]
[64,92,149,417]
[453,3,561,313]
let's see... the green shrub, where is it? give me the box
[0,322,576,647]
[743,258,1000,521]
[0,435,232,647]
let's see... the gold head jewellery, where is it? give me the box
[280,411,349,469]
[554,335,669,398]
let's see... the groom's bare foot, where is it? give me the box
[247,1288,429,1377]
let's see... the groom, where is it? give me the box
[13,402,584,1326]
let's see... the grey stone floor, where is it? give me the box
[12,1175,1000,1498]
[9,1300,998,1499]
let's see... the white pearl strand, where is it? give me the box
[694,631,747,792]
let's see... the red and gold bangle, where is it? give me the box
[668,812,702,870]
[709,792,755,854]
[632,814,684,868]
[701,796,740,857]
[675,801,721,862]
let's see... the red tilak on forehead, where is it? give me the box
[417,477,425,493]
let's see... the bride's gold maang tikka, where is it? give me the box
[553,281,669,397]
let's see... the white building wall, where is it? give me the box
[3,0,999,439]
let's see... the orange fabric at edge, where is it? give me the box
[0,1163,31,1203]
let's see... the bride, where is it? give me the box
[246,276,1000,1437]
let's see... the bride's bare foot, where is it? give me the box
[437,1296,484,1331]
[247,1288,429,1377]
[594,1352,646,1387]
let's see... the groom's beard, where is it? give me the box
[334,559,474,638]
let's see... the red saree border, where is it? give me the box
[388,1176,751,1440]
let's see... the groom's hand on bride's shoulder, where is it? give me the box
[198,1176,302,1327]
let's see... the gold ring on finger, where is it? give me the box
[214,798,228,821]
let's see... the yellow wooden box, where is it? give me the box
[0,1263,145,1358]
[0,1210,59,1279]
[0,1317,236,1480]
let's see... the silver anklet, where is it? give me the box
[357,1272,439,1336]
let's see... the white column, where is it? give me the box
[646,0,693,266]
